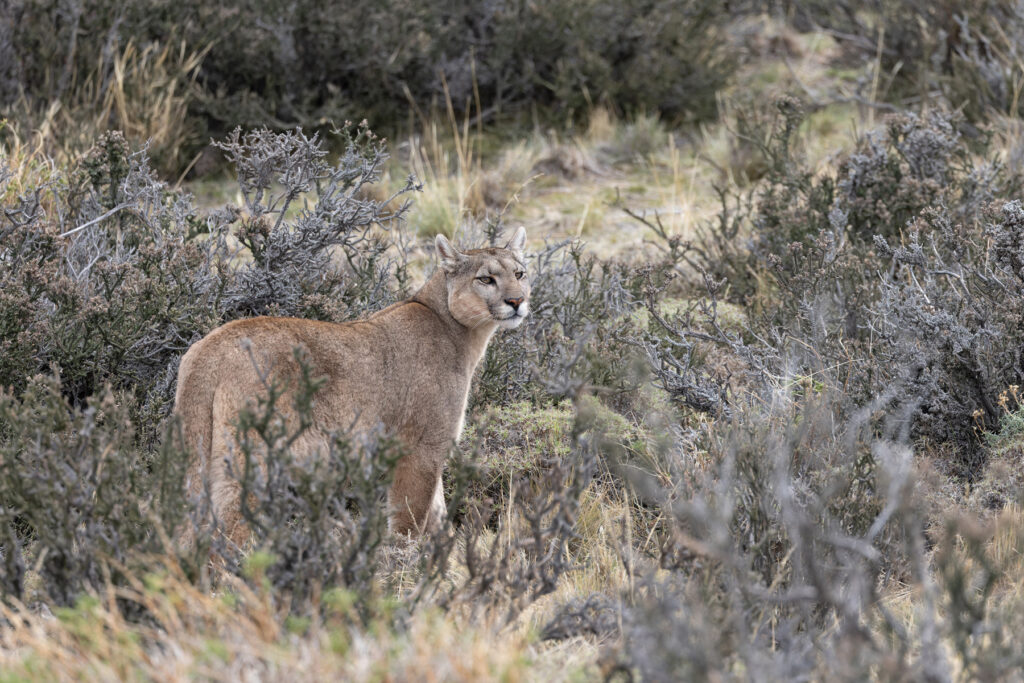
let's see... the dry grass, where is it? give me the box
[384,24,866,260]
[0,565,536,681]
[4,38,206,177]
[0,131,59,201]
[0,486,642,682]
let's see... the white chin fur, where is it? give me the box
[493,301,528,329]
[497,315,526,329]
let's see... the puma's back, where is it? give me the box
[175,229,530,544]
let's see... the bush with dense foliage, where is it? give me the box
[0,124,411,430]
[1,0,737,175]
[643,99,1023,482]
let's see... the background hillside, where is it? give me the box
[2,2,1024,679]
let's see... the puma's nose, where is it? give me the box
[505,297,523,310]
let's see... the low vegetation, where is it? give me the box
[3,5,1024,681]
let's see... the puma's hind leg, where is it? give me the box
[388,447,445,537]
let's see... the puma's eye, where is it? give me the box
[514,270,525,280]
[477,276,495,285]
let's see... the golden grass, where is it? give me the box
[0,556,540,682]
[5,37,206,177]
[0,130,57,202]
[405,118,481,240]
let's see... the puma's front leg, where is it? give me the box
[388,448,445,537]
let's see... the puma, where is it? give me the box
[174,228,530,546]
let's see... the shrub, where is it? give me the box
[792,0,1024,121]
[749,108,1010,476]
[621,101,1016,479]
[0,131,220,416]
[1,0,739,176]
[599,382,1024,679]
[0,374,189,607]
[871,201,1024,478]
[211,123,416,322]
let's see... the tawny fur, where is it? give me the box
[174,229,530,547]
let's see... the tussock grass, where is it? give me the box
[4,38,206,177]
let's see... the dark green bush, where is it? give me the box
[2,0,738,175]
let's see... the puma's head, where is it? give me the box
[435,226,530,330]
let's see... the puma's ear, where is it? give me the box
[505,225,527,260]
[436,234,465,272]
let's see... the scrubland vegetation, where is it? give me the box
[3,1,1024,680]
